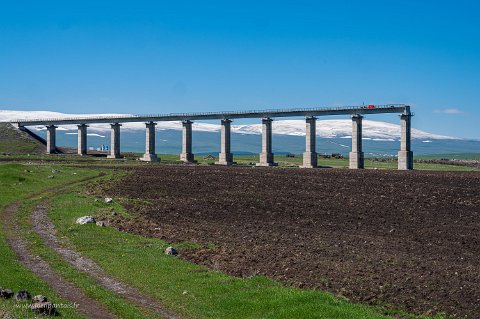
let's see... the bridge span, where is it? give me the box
[8,104,414,170]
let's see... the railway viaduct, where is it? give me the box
[10,104,414,170]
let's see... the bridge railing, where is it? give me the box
[10,104,406,123]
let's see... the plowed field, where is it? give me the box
[103,166,480,318]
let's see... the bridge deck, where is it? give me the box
[9,104,409,126]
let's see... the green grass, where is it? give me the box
[15,197,160,319]
[364,160,480,171]
[0,123,44,154]
[47,190,445,319]
[0,163,98,318]
[0,140,40,153]
[415,153,480,160]
[0,153,478,171]
[0,164,166,318]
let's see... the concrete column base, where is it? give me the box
[349,152,364,169]
[77,124,88,156]
[140,153,159,162]
[107,154,122,159]
[46,125,57,154]
[46,151,58,155]
[215,161,234,165]
[180,153,196,163]
[301,151,318,168]
[256,152,276,166]
[215,152,234,165]
[398,151,413,170]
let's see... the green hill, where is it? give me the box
[0,123,46,154]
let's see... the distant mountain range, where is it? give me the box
[1,110,478,156]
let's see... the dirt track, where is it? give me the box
[102,166,480,318]
[2,202,117,319]
[2,173,177,319]
[31,201,177,319]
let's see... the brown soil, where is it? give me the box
[102,165,480,318]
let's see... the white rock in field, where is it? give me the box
[96,221,106,227]
[165,246,178,256]
[104,197,113,203]
[76,216,96,225]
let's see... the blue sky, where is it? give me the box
[0,1,479,139]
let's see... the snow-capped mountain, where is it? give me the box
[0,110,456,141]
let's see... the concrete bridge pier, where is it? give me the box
[180,120,195,163]
[140,122,159,162]
[77,124,88,155]
[349,114,364,169]
[398,113,413,170]
[46,125,57,154]
[215,119,234,165]
[257,118,276,166]
[107,123,122,159]
[301,116,318,168]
